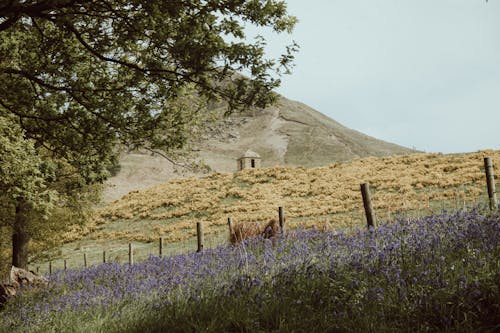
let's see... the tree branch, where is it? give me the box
[62,21,179,76]
[0,15,19,32]
[0,0,77,18]
[142,146,192,170]
[2,68,72,92]
[1,67,133,93]
[0,98,68,122]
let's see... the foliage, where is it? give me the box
[0,116,55,216]
[0,116,55,276]
[0,208,498,332]
[27,163,103,261]
[0,115,102,274]
[0,0,298,181]
[61,151,500,245]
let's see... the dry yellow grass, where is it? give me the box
[61,150,500,244]
[229,219,280,244]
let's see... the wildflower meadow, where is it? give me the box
[1,206,498,332]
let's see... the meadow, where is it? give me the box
[8,150,495,273]
[1,207,498,332]
[73,150,500,240]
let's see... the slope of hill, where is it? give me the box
[42,150,498,268]
[103,96,415,202]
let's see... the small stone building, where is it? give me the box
[237,150,261,171]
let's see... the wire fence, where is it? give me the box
[25,192,495,277]
[2,157,498,279]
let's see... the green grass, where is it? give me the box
[2,207,498,333]
[28,231,229,275]
[27,194,490,275]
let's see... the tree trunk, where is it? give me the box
[12,201,30,269]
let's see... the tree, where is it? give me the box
[0,116,99,273]
[0,1,297,268]
[0,116,55,268]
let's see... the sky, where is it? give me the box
[246,0,500,154]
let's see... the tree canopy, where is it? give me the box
[0,0,297,180]
[0,116,55,215]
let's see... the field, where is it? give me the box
[0,149,496,275]
[22,150,498,270]
[82,150,500,237]
[1,208,499,332]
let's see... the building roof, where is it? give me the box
[240,150,261,159]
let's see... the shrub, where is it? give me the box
[229,219,280,244]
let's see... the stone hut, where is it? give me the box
[237,150,261,171]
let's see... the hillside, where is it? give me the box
[103,96,415,202]
[4,210,499,332]
[34,150,499,271]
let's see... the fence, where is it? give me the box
[26,157,498,276]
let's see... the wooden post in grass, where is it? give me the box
[36,266,39,274]
[49,261,52,275]
[159,237,164,258]
[103,251,106,263]
[227,217,233,235]
[360,183,376,228]
[64,260,67,271]
[484,157,498,211]
[197,222,204,253]
[129,243,134,265]
[83,253,87,268]
[278,206,285,232]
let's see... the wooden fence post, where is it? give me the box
[484,157,498,211]
[129,243,134,265]
[360,183,376,228]
[49,261,52,275]
[159,237,164,258]
[227,217,233,235]
[64,260,67,271]
[103,251,106,264]
[83,253,87,268]
[278,206,285,232]
[197,222,204,253]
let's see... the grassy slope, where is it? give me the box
[278,98,413,165]
[2,209,499,332]
[27,150,500,272]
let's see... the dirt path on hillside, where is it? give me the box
[102,106,290,203]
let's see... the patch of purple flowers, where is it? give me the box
[1,207,499,330]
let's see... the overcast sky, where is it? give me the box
[247,0,500,153]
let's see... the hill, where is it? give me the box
[103,96,415,202]
[32,150,499,272]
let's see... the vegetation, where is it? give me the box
[1,208,498,332]
[0,115,102,279]
[0,0,297,269]
[58,151,499,246]
[0,116,55,272]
